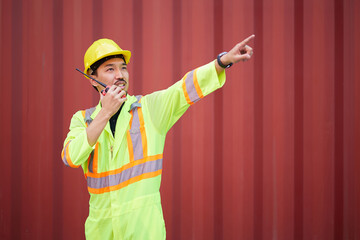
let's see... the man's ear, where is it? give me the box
[89,78,99,88]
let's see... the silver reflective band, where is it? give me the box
[129,95,142,112]
[85,107,96,125]
[88,150,95,173]
[87,158,163,189]
[129,95,145,160]
[129,107,144,160]
[184,70,201,103]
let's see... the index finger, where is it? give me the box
[241,34,255,46]
[107,85,119,93]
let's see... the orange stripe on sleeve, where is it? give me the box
[182,73,193,105]
[65,141,79,168]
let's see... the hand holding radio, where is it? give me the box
[99,85,127,117]
[76,68,127,117]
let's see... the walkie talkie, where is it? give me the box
[75,68,110,96]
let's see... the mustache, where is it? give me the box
[115,79,127,84]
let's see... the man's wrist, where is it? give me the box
[99,108,113,120]
[217,52,233,68]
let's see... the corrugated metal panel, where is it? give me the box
[0,0,359,239]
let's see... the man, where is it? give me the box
[62,35,254,239]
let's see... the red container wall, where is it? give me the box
[0,0,359,239]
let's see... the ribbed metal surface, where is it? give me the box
[0,0,359,239]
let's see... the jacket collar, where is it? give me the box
[90,95,138,122]
[90,95,138,151]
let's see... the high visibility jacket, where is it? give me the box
[61,61,226,240]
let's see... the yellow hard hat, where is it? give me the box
[84,38,131,74]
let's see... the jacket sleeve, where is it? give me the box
[143,60,226,134]
[61,111,94,168]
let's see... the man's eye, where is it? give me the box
[107,68,114,71]
[122,66,127,70]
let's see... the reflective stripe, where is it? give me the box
[62,141,71,167]
[88,151,94,173]
[87,158,163,194]
[61,140,79,168]
[126,130,135,162]
[93,143,99,173]
[182,69,203,105]
[129,108,144,160]
[84,107,96,126]
[129,102,141,112]
[138,108,148,159]
[88,142,99,173]
[127,96,147,161]
[81,111,86,125]
[86,154,163,178]
[131,107,141,129]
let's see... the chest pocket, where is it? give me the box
[127,95,148,162]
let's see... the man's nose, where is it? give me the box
[115,68,123,79]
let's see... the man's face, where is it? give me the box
[91,57,129,93]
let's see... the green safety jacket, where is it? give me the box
[61,61,226,239]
